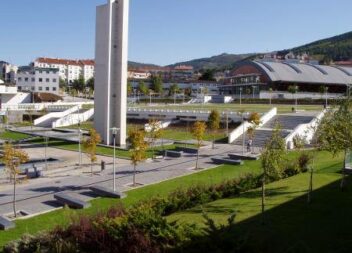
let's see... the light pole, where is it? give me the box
[242,113,246,155]
[110,127,120,192]
[44,132,48,171]
[239,87,242,108]
[78,121,82,167]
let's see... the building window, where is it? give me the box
[25,77,29,82]
[39,87,42,91]
[18,86,22,91]
[31,87,35,91]
[39,70,43,74]
[53,87,57,91]
[31,78,35,82]
[46,71,50,74]
[53,78,57,82]
[46,78,50,82]
[18,77,22,81]
[46,87,49,91]
[39,78,43,82]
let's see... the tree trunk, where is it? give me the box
[13,173,17,218]
[261,173,265,224]
[340,150,347,191]
[212,133,215,149]
[308,168,313,204]
[133,164,136,186]
[195,148,200,170]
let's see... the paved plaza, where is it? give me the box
[0,143,243,217]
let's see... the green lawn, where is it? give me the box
[27,137,196,159]
[168,151,347,252]
[0,131,30,141]
[0,157,264,249]
[133,103,323,114]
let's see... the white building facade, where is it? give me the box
[0,61,18,83]
[33,58,95,85]
[16,67,60,94]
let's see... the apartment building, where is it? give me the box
[33,58,95,85]
[0,61,18,83]
[16,66,59,94]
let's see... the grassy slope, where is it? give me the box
[0,131,30,141]
[168,152,347,252]
[27,137,196,159]
[0,158,264,248]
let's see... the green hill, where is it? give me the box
[278,31,352,63]
[167,53,256,71]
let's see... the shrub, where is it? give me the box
[298,152,313,172]
[283,160,300,177]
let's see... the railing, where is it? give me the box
[228,107,277,144]
[285,110,326,149]
[52,108,94,128]
[34,105,80,126]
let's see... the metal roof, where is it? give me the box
[252,61,352,86]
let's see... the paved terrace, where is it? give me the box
[0,144,243,216]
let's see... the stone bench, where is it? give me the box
[175,147,198,154]
[54,192,91,209]
[228,153,260,161]
[90,185,126,199]
[0,216,15,231]
[163,150,183,158]
[211,157,244,166]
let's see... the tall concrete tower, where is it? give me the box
[94,0,129,146]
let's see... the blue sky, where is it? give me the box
[1,0,351,66]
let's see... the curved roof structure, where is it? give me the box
[251,61,352,86]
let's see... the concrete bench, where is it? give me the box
[175,147,199,154]
[0,216,15,231]
[163,150,183,158]
[90,185,126,199]
[211,157,244,166]
[228,153,260,161]
[54,192,91,209]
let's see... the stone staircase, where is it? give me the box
[263,115,314,130]
[231,113,316,148]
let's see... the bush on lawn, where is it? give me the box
[5,154,308,253]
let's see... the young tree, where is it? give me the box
[147,119,162,159]
[288,85,299,111]
[246,112,261,153]
[2,143,29,218]
[169,83,180,96]
[199,69,216,81]
[151,75,163,96]
[127,81,133,96]
[260,124,286,222]
[72,75,85,92]
[83,129,101,176]
[207,109,221,149]
[129,129,148,186]
[316,98,352,190]
[86,77,94,91]
[138,81,148,95]
[191,121,207,169]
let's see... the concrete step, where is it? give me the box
[263,115,314,130]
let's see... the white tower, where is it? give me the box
[94,0,129,145]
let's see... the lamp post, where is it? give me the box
[78,121,82,168]
[242,113,246,155]
[110,127,120,192]
[239,87,242,108]
[44,132,48,171]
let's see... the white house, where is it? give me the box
[16,66,60,94]
[33,58,95,85]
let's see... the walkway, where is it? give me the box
[0,144,242,216]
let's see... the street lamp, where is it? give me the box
[110,127,120,192]
[44,132,49,170]
[239,87,243,108]
[78,121,82,167]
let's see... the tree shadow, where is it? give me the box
[176,176,352,253]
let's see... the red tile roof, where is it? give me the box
[36,58,95,66]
